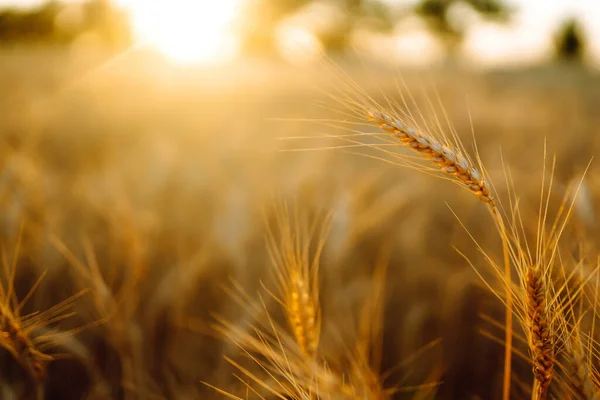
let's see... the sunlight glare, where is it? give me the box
[121,0,241,65]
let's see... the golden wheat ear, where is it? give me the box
[265,202,330,361]
[366,109,493,204]
[206,204,342,399]
[502,156,592,400]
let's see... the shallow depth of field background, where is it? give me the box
[0,0,599,399]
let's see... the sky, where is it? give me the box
[1,0,599,66]
[475,0,600,65]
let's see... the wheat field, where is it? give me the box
[0,47,599,399]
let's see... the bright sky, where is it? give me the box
[464,0,600,66]
[1,0,599,66]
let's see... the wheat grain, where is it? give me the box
[287,269,319,358]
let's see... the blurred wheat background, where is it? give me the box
[0,0,599,399]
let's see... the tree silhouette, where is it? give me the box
[554,18,585,63]
[414,0,511,55]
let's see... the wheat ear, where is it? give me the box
[367,109,493,204]
[525,266,554,399]
[267,205,328,360]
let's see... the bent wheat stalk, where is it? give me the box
[364,107,513,399]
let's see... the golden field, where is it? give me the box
[0,46,599,399]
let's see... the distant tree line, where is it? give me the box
[0,0,589,62]
[240,0,588,62]
[0,0,131,49]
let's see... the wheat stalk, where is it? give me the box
[363,106,513,399]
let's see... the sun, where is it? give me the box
[119,0,241,65]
